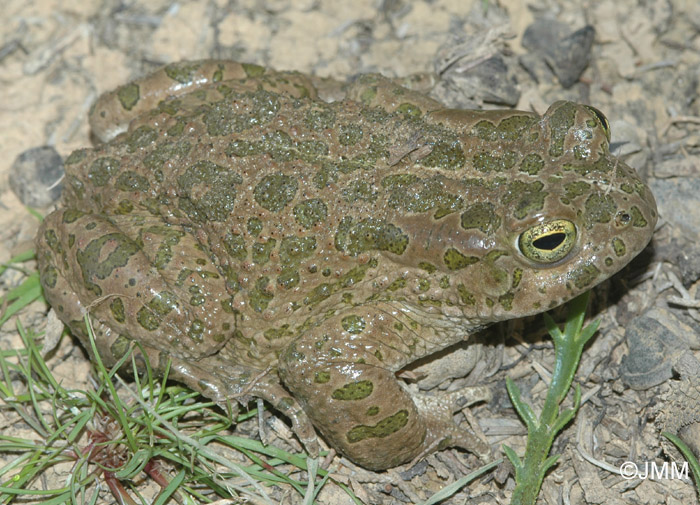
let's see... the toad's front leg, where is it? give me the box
[278,305,490,470]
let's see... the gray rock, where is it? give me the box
[9,146,63,208]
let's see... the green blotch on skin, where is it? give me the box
[569,263,601,289]
[137,291,178,331]
[40,264,58,289]
[346,409,409,443]
[125,125,157,153]
[116,171,150,192]
[419,140,466,170]
[88,157,121,186]
[457,283,475,305]
[460,202,501,234]
[189,291,206,306]
[396,102,422,118]
[332,380,373,401]
[335,217,408,256]
[297,139,329,159]
[620,183,634,194]
[366,406,380,416]
[223,232,247,261]
[343,180,378,202]
[263,324,294,341]
[250,277,274,313]
[472,115,538,142]
[247,217,263,237]
[443,248,479,271]
[167,119,186,137]
[303,283,332,306]
[562,156,614,176]
[252,239,277,265]
[144,141,191,170]
[110,335,132,361]
[418,279,430,291]
[110,297,126,323]
[384,175,462,216]
[630,206,648,227]
[43,228,59,251]
[512,267,523,289]
[548,102,577,158]
[338,123,363,146]
[227,129,328,161]
[418,262,437,273]
[305,106,336,131]
[293,199,328,229]
[473,150,518,173]
[77,233,141,297]
[519,153,545,175]
[115,200,134,215]
[381,174,419,189]
[188,319,205,342]
[280,236,317,266]
[206,89,280,136]
[573,144,591,160]
[212,64,224,82]
[605,257,614,266]
[64,149,88,166]
[564,181,591,201]
[242,62,265,77]
[584,193,617,226]
[277,268,300,289]
[164,61,202,83]
[359,86,378,104]
[177,160,242,222]
[504,181,546,219]
[315,371,331,384]
[254,173,298,212]
[117,83,140,111]
[302,259,377,307]
[143,225,186,270]
[483,250,509,288]
[387,278,406,291]
[499,292,514,310]
[342,315,366,334]
[612,237,626,257]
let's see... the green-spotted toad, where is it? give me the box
[36,60,657,470]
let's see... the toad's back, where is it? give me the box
[37,60,657,470]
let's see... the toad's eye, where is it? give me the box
[585,105,611,142]
[518,220,577,264]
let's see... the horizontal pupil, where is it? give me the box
[533,232,566,251]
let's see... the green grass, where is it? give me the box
[663,432,700,499]
[0,253,358,504]
[504,292,599,505]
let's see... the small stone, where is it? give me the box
[9,146,64,208]
[620,308,693,389]
[521,20,595,88]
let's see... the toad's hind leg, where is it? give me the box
[36,209,319,455]
[278,306,491,471]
